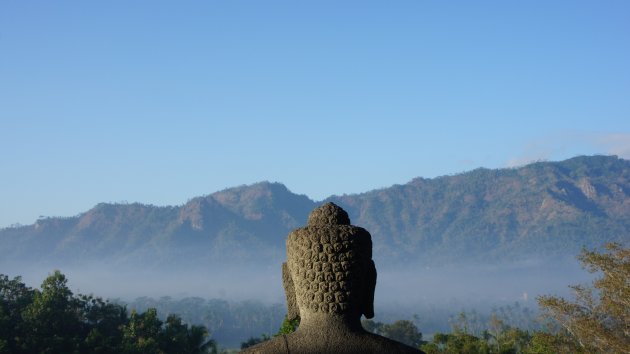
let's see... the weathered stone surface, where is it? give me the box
[241,202,424,354]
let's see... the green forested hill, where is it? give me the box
[1,155,628,268]
[329,155,630,262]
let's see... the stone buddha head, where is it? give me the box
[282,202,376,322]
[242,203,424,353]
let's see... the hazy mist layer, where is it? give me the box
[5,258,590,306]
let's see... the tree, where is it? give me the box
[0,274,34,353]
[21,270,84,354]
[240,334,270,349]
[161,314,216,354]
[537,243,630,353]
[80,294,128,354]
[240,313,300,350]
[0,274,33,318]
[421,332,491,354]
[362,319,385,335]
[184,325,216,354]
[380,320,425,347]
[122,308,163,354]
[526,331,586,354]
[1,271,216,354]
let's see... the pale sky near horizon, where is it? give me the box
[1,1,629,228]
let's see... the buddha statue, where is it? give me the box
[241,202,424,354]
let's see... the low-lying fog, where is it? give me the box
[5,258,592,308]
[4,258,595,346]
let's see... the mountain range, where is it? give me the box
[1,155,629,270]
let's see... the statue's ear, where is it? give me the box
[362,260,376,319]
[282,262,299,321]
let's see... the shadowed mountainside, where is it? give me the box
[1,182,314,269]
[1,155,629,270]
[329,155,630,263]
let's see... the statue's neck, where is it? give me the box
[297,312,365,334]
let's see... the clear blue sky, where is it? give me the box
[1,1,629,227]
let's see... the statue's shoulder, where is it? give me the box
[239,336,288,354]
[269,332,425,354]
[362,332,426,354]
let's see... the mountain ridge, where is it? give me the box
[2,155,629,269]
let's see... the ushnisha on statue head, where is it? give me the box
[282,202,376,322]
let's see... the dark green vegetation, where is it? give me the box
[419,242,630,353]
[1,155,628,268]
[120,297,286,349]
[0,271,216,354]
[537,243,630,353]
[120,296,538,349]
[239,316,298,350]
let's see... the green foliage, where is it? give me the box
[525,331,585,354]
[276,315,299,335]
[161,314,215,354]
[122,309,162,354]
[382,320,425,347]
[537,243,630,353]
[80,294,128,353]
[21,270,84,354]
[123,296,286,348]
[422,332,492,354]
[421,320,548,354]
[0,274,33,353]
[0,271,216,354]
[420,243,630,354]
[239,314,299,350]
[419,309,564,353]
